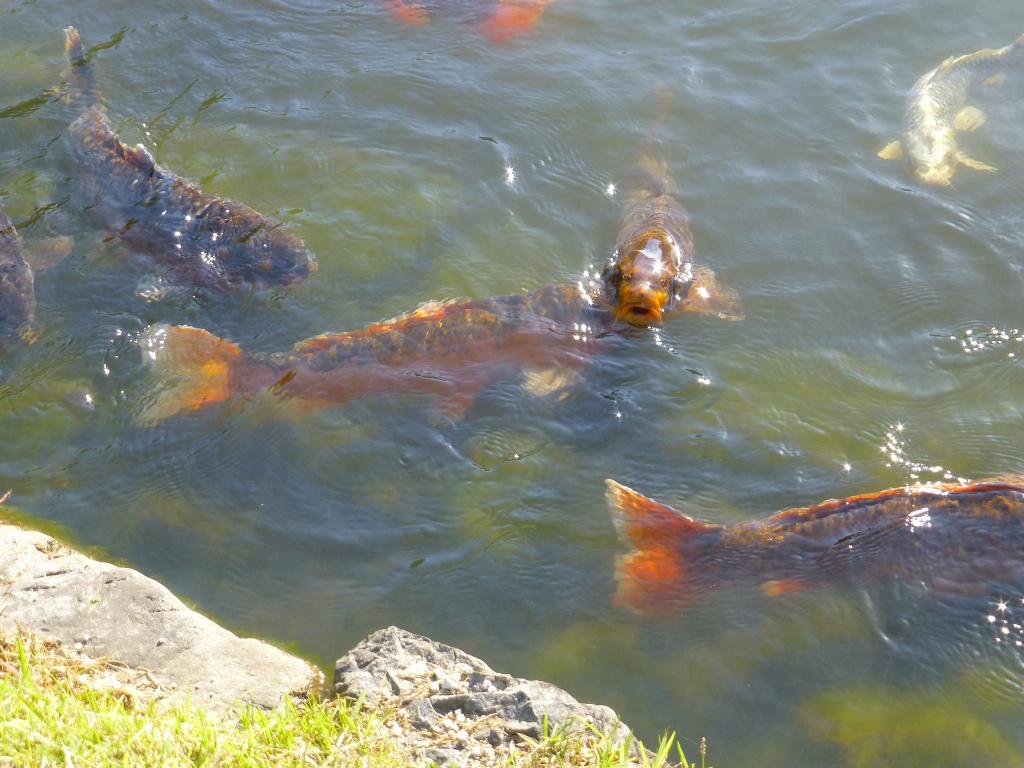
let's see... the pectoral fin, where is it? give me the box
[762,578,810,597]
[954,106,986,132]
[958,153,997,173]
[523,366,580,398]
[25,235,74,272]
[681,266,743,322]
[877,140,903,161]
[982,73,1007,87]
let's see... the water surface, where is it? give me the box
[2,0,1024,763]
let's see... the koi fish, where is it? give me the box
[380,0,557,43]
[139,114,740,422]
[62,27,316,292]
[878,33,1024,186]
[600,145,741,326]
[0,206,35,348]
[139,251,737,423]
[607,477,1024,615]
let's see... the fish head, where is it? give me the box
[215,219,318,292]
[601,233,683,326]
[915,163,956,187]
[908,130,958,186]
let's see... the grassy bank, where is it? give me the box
[0,629,709,767]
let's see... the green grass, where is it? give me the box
[0,629,711,767]
[515,714,710,768]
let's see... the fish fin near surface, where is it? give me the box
[954,106,986,132]
[24,236,75,273]
[138,324,244,423]
[605,479,720,614]
[523,366,580,397]
[606,480,720,548]
[680,266,743,322]
[63,27,102,111]
[761,578,810,597]
[958,153,997,173]
[877,140,903,161]
[430,387,479,425]
[478,0,552,43]
[382,0,429,26]
[982,73,1007,87]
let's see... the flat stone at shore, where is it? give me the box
[0,522,323,713]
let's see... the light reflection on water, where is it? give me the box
[3,0,1024,763]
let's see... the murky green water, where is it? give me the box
[3,0,1024,763]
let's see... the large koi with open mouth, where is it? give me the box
[63,27,316,293]
[607,477,1024,615]
[598,94,741,328]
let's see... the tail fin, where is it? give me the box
[605,479,721,614]
[138,324,244,423]
[63,26,101,111]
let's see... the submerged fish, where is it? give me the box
[139,136,739,422]
[607,477,1024,615]
[62,27,316,292]
[139,134,739,421]
[141,267,736,422]
[0,206,36,348]
[380,0,557,43]
[878,33,1024,186]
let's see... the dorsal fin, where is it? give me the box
[605,479,720,549]
[293,298,462,355]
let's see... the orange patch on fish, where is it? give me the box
[386,0,429,25]
[761,579,808,597]
[478,0,550,42]
[614,548,687,615]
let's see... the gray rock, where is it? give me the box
[0,523,323,713]
[335,626,629,765]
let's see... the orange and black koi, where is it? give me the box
[607,478,1024,614]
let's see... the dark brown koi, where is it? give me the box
[62,27,316,293]
[0,206,35,348]
[607,478,1024,615]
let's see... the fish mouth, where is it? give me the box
[615,303,664,325]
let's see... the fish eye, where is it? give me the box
[622,273,632,282]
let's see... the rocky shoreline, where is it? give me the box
[0,520,634,766]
